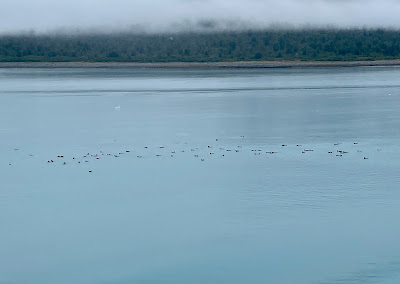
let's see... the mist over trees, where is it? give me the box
[1,29,400,62]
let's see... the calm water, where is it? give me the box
[1,67,400,284]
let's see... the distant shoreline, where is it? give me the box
[1,60,400,69]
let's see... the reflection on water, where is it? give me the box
[1,67,400,284]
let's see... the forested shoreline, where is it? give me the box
[1,29,400,62]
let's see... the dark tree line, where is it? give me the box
[1,29,400,62]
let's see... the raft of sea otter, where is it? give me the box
[8,137,378,173]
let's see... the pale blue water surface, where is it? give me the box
[1,67,400,284]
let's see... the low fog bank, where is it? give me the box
[1,0,400,35]
[2,23,400,37]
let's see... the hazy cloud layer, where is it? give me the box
[1,0,400,34]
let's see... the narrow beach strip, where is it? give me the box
[1,60,400,69]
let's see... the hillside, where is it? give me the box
[1,29,400,62]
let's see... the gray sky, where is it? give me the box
[1,0,400,34]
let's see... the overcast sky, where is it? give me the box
[1,0,400,34]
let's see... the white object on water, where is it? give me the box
[115,106,121,111]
